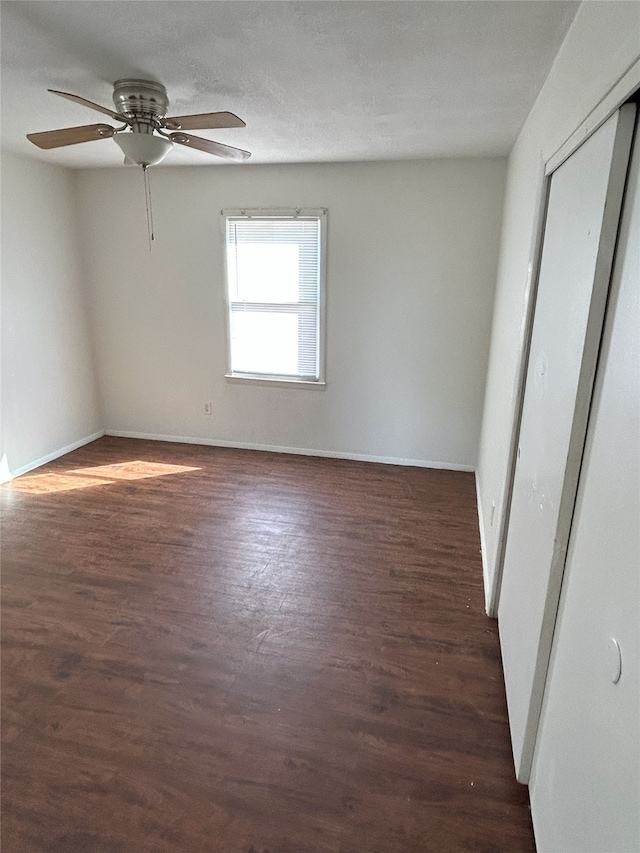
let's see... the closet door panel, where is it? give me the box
[530,120,639,853]
[498,105,636,781]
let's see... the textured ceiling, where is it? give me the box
[0,0,579,168]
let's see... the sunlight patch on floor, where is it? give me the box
[70,461,201,480]
[3,461,201,495]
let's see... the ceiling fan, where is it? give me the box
[26,79,251,167]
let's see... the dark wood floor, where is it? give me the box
[1,437,534,853]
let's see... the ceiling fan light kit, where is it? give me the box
[113,131,173,167]
[26,78,251,167]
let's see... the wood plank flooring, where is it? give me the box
[1,437,535,853]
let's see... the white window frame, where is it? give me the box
[221,208,327,387]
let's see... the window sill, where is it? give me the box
[225,373,326,390]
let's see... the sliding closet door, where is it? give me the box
[498,104,636,782]
[529,113,639,853]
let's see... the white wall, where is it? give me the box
[76,158,505,469]
[475,0,640,846]
[477,1,640,602]
[0,153,102,480]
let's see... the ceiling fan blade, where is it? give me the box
[163,111,246,131]
[48,88,126,122]
[169,132,251,161]
[27,124,115,149]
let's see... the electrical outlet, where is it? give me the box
[203,402,212,416]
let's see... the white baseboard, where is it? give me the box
[1,430,105,484]
[105,430,475,473]
[475,471,495,616]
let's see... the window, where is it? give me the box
[223,209,326,385]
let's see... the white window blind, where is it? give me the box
[224,211,325,382]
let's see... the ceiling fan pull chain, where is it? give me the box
[142,165,155,250]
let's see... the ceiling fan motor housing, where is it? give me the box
[111,80,173,165]
[112,79,169,130]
